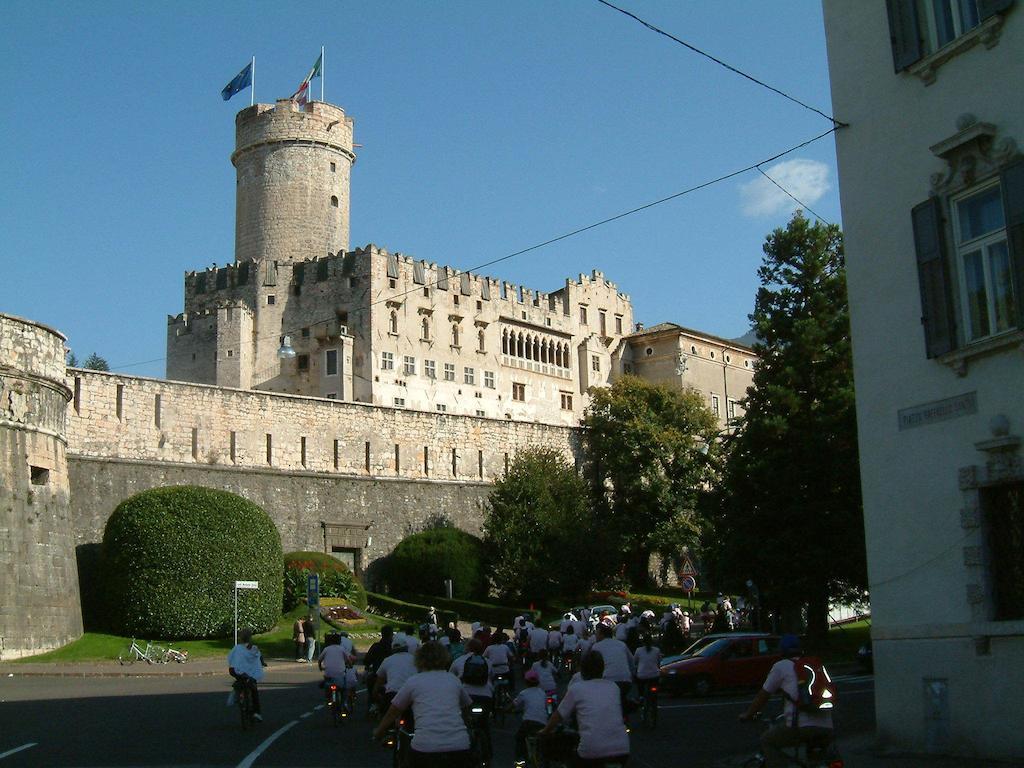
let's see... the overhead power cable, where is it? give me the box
[107,126,839,373]
[595,0,847,128]
[755,166,830,226]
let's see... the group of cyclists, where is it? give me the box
[227,601,835,767]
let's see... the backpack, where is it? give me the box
[789,656,836,716]
[461,653,489,686]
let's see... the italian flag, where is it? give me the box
[290,52,322,105]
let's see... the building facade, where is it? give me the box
[824,0,1022,759]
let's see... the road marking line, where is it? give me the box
[314,704,325,711]
[0,743,38,760]
[300,712,312,719]
[235,720,298,768]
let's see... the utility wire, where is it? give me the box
[755,166,830,226]
[107,126,839,373]
[595,0,847,128]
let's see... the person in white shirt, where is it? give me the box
[527,624,549,664]
[375,638,418,705]
[449,638,493,706]
[633,634,663,701]
[739,634,833,767]
[227,628,266,721]
[530,650,558,694]
[540,650,629,765]
[590,622,635,716]
[512,669,548,767]
[373,641,473,766]
[483,634,515,683]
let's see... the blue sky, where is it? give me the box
[0,1,840,377]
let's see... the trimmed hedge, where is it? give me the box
[283,551,367,612]
[101,486,283,639]
[384,527,487,600]
[366,592,457,627]
[405,593,540,628]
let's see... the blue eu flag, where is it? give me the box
[221,62,253,101]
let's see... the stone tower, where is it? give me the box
[233,99,356,264]
[0,313,83,658]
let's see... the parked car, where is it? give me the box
[659,633,781,696]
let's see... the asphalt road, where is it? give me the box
[0,666,874,767]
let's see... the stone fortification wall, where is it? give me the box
[65,369,579,569]
[233,100,355,264]
[0,314,82,658]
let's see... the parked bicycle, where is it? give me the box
[118,639,160,665]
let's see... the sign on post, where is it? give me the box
[233,580,260,645]
[307,573,320,608]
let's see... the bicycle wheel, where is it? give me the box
[238,688,252,730]
[118,652,135,666]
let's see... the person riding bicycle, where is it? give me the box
[483,632,516,691]
[373,640,474,768]
[590,620,635,719]
[540,649,630,767]
[530,649,558,695]
[512,669,548,768]
[449,638,493,714]
[228,628,267,722]
[739,634,834,767]
[363,626,394,716]
[633,633,662,703]
[318,632,357,711]
[375,637,418,711]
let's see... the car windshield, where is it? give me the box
[692,639,733,658]
[680,636,717,656]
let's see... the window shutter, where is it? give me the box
[886,0,923,72]
[912,198,957,357]
[978,0,1014,20]
[1000,160,1024,330]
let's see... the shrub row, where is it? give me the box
[366,592,457,628]
[404,593,540,629]
[382,528,487,600]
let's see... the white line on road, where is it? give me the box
[0,743,38,761]
[313,704,325,711]
[660,688,874,710]
[300,712,312,719]
[235,721,298,768]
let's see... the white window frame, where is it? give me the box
[464,367,475,385]
[711,394,720,416]
[484,370,495,389]
[425,359,437,379]
[403,355,416,376]
[512,382,526,402]
[917,0,982,54]
[393,397,405,408]
[381,351,394,371]
[443,363,456,381]
[591,355,600,372]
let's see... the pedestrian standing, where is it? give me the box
[304,614,316,662]
[293,616,306,662]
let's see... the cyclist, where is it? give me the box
[450,638,493,713]
[539,650,630,767]
[373,641,474,767]
[318,632,357,711]
[363,626,394,716]
[511,669,547,768]
[228,628,267,722]
[633,634,662,709]
[483,631,515,691]
[529,649,558,695]
[527,623,549,666]
[739,634,834,767]
[590,621,635,717]
[375,637,418,711]
[562,625,581,676]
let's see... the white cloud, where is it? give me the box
[739,158,830,217]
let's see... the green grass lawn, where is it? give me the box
[15,604,399,664]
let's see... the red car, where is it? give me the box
[659,633,781,696]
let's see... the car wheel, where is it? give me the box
[693,675,713,697]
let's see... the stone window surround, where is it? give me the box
[927,115,1022,376]
[908,11,1007,86]
[957,416,1024,649]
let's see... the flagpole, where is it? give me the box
[320,45,325,102]
[251,56,255,107]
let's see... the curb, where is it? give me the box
[0,659,311,680]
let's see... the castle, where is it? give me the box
[0,98,754,658]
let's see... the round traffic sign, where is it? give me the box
[680,575,697,592]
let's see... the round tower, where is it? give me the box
[0,313,82,658]
[232,99,356,264]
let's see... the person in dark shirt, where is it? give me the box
[363,625,394,716]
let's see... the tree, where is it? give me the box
[709,212,865,644]
[483,447,614,602]
[66,350,78,367]
[83,352,109,371]
[384,527,487,600]
[583,376,720,588]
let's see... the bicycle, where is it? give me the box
[162,646,189,664]
[492,673,513,725]
[118,638,160,665]
[741,714,843,768]
[638,679,658,728]
[325,680,351,726]
[467,702,492,768]
[234,677,256,730]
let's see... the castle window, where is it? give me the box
[393,397,405,408]
[454,294,460,306]
[404,355,416,376]
[599,311,607,337]
[691,345,697,353]
[266,433,273,465]
[710,351,716,359]
[560,392,573,411]
[579,305,588,325]
[711,394,721,417]
[726,354,731,363]
[478,330,486,352]
[615,315,623,335]
[301,327,310,337]
[425,360,437,379]
[116,384,124,421]
[30,466,49,486]
[333,439,340,470]
[452,324,460,348]
[325,349,339,376]
[297,354,309,371]
[230,431,236,463]
[484,370,495,389]
[436,404,447,413]
[476,409,486,417]
[477,300,483,310]
[330,195,339,207]
[464,367,475,385]
[512,382,526,402]
[154,394,161,427]
[381,351,394,371]
[421,318,431,341]
[728,399,737,420]
[591,355,600,373]
[546,318,552,327]
[443,363,455,381]
[301,436,307,467]
[423,287,430,297]
[227,350,234,358]
[267,294,276,305]
[330,162,336,172]
[389,310,399,335]
[348,277,357,289]
[389,278,397,289]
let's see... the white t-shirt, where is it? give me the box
[338,635,355,657]
[530,660,558,692]
[763,658,834,730]
[228,643,264,681]
[557,678,630,759]
[591,638,634,683]
[633,646,662,680]
[614,622,630,642]
[392,670,472,753]
[449,652,493,698]
[318,644,350,679]
[483,642,513,673]
[528,627,549,653]
[562,634,581,654]
[514,685,549,725]
[406,636,421,654]
[378,650,418,693]
[559,618,572,633]
[547,629,562,650]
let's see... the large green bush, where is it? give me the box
[283,551,367,612]
[101,486,283,639]
[385,527,487,600]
